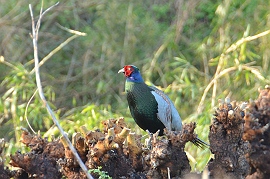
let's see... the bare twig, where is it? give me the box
[0,56,20,71]
[35,1,59,38]
[56,23,87,36]
[225,30,270,54]
[147,42,169,81]
[30,34,79,74]
[197,66,237,114]
[29,3,93,179]
[167,167,171,179]
[29,23,87,74]
[24,88,38,134]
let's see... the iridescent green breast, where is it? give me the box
[125,81,165,133]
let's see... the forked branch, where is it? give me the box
[28,3,93,179]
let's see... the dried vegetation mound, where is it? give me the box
[2,118,200,179]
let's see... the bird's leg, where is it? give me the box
[152,130,160,143]
[144,130,153,150]
[144,129,161,150]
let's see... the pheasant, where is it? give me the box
[118,65,208,148]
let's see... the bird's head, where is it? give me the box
[118,65,144,83]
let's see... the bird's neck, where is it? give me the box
[125,80,145,92]
[124,72,145,92]
[126,72,144,83]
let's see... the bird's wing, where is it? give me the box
[149,86,173,130]
[149,86,182,131]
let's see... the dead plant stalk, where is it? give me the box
[28,2,93,179]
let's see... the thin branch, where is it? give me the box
[29,23,87,74]
[29,3,93,179]
[30,34,79,74]
[241,65,267,81]
[147,42,169,81]
[197,66,237,114]
[211,78,217,110]
[36,1,59,37]
[56,23,87,36]
[24,88,38,134]
[0,56,21,71]
[167,167,171,179]
[197,64,269,114]
[225,29,270,54]
[35,0,44,39]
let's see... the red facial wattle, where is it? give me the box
[124,65,134,77]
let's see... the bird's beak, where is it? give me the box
[118,68,125,74]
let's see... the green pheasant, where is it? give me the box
[118,65,208,147]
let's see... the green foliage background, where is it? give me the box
[1,0,270,171]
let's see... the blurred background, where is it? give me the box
[0,0,269,171]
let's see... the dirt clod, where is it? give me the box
[9,130,64,179]
[208,98,250,179]
[244,87,270,179]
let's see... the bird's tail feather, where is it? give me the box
[192,137,209,149]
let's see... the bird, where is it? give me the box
[118,65,208,148]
